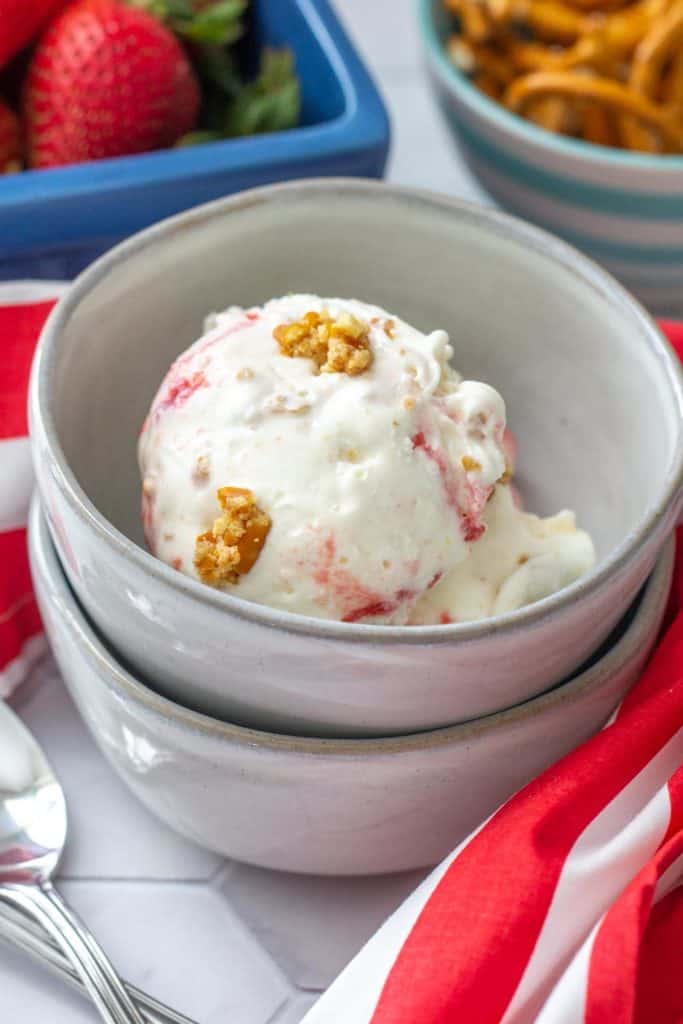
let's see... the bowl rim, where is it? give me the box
[418,0,683,173]
[31,177,683,645]
[29,497,675,755]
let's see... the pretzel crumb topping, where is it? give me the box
[273,311,373,376]
[194,487,271,585]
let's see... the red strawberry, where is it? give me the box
[24,0,200,169]
[0,97,21,172]
[0,1,69,70]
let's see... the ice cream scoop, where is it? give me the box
[138,294,594,625]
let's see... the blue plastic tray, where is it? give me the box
[0,0,390,279]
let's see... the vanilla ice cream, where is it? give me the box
[139,295,594,625]
[410,484,595,624]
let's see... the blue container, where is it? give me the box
[0,0,390,279]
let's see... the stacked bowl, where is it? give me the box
[29,180,683,875]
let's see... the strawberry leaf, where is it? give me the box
[126,2,301,143]
[223,49,300,137]
[194,44,242,98]
[127,0,193,20]
[175,129,224,146]
[177,1,247,44]
[129,0,246,45]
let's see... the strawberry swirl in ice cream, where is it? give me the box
[138,295,594,625]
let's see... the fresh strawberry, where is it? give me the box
[24,0,200,169]
[0,97,21,172]
[0,1,69,70]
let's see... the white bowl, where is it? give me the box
[30,180,683,736]
[29,499,675,875]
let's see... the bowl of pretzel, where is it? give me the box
[420,0,683,316]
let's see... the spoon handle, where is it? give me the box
[1,882,147,1024]
[0,899,197,1024]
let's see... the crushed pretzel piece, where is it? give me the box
[194,487,271,586]
[372,316,396,338]
[273,310,373,376]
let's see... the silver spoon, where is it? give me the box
[0,698,146,1024]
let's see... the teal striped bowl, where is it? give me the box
[419,0,683,317]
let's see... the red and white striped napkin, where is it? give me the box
[3,283,683,1022]
[0,280,66,697]
[304,603,683,1024]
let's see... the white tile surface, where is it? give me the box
[57,881,291,1024]
[337,0,489,200]
[223,865,426,989]
[384,75,487,200]
[2,2,483,1020]
[335,0,421,72]
[0,936,96,1024]
[268,994,321,1024]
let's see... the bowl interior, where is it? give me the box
[44,183,682,572]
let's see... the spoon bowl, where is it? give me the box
[0,699,145,1024]
[0,701,65,885]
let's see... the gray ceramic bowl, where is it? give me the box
[29,180,683,737]
[29,499,675,875]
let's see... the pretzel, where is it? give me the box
[474,72,502,98]
[485,1,593,42]
[505,70,683,147]
[448,36,515,83]
[582,99,618,143]
[631,0,683,93]
[566,0,631,8]
[463,0,494,40]
[528,96,576,131]
[446,0,495,40]
[506,35,601,73]
[621,1,683,149]
[663,49,683,108]
[445,0,683,151]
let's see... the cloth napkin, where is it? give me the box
[3,283,683,1023]
[0,281,66,696]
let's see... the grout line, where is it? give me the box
[57,875,224,886]
[208,860,236,889]
[263,991,310,1024]
[55,873,300,1007]
[210,897,295,995]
